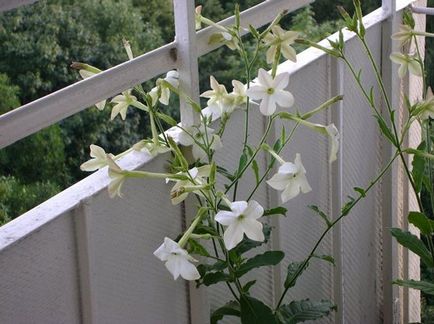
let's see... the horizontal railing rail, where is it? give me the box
[0,0,313,149]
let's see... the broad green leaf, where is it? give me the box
[276,299,336,324]
[197,261,227,277]
[203,271,232,286]
[236,251,284,277]
[390,228,434,267]
[308,205,331,227]
[284,261,308,289]
[312,254,335,266]
[263,206,287,217]
[412,141,426,193]
[211,301,240,324]
[408,211,433,235]
[234,224,272,254]
[188,239,210,257]
[394,279,434,295]
[240,295,276,324]
[194,225,218,236]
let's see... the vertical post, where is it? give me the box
[173,2,207,323]
[174,0,201,127]
[381,0,402,322]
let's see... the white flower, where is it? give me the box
[80,144,114,172]
[247,68,294,116]
[390,53,422,78]
[420,87,434,121]
[195,5,203,30]
[110,90,139,120]
[106,156,127,198]
[156,70,179,105]
[132,140,171,157]
[208,31,239,50]
[153,237,200,281]
[230,80,247,108]
[263,26,298,64]
[215,200,265,250]
[267,153,311,203]
[167,165,211,205]
[326,124,340,163]
[201,76,228,106]
[391,24,413,47]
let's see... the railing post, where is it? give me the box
[174,0,201,127]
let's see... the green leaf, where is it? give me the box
[284,261,308,289]
[217,166,235,181]
[234,224,272,254]
[341,196,356,216]
[248,24,260,39]
[211,301,240,324]
[197,260,227,277]
[308,205,331,227]
[353,187,366,197]
[188,239,210,257]
[312,254,335,266]
[390,228,434,267]
[251,159,260,185]
[408,211,433,235]
[276,299,336,324]
[242,280,257,293]
[263,206,287,217]
[236,251,284,277]
[237,152,248,175]
[240,295,276,324]
[412,141,426,193]
[394,279,434,295]
[203,271,232,286]
[374,115,396,146]
[156,112,177,126]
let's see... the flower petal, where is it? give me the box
[230,201,248,214]
[215,211,238,226]
[241,219,264,242]
[244,200,264,220]
[274,90,294,108]
[223,222,244,250]
[273,72,290,90]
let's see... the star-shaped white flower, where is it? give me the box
[215,200,265,250]
[391,24,414,47]
[390,52,422,78]
[153,237,200,281]
[201,76,229,106]
[263,26,298,64]
[110,90,139,120]
[246,68,294,116]
[80,144,115,172]
[167,165,211,205]
[155,70,179,105]
[106,156,127,198]
[267,153,311,203]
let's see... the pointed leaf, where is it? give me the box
[203,271,232,286]
[308,205,331,227]
[236,251,284,277]
[264,206,287,217]
[312,254,335,266]
[240,295,276,324]
[242,280,257,293]
[412,141,426,193]
[211,301,240,324]
[394,279,434,295]
[284,261,308,289]
[234,224,271,254]
[188,239,210,257]
[408,211,433,235]
[276,299,336,324]
[390,228,434,267]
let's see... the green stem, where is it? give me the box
[276,151,400,309]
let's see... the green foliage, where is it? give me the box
[0,73,20,114]
[0,176,60,224]
[275,299,337,324]
[240,295,276,324]
[235,251,284,277]
[284,261,309,289]
[211,301,240,324]
[394,279,434,296]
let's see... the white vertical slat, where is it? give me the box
[73,201,97,324]
[329,54,345,324]
[173,2,204,323]
[173,0,201,127]
[381,0,406,323]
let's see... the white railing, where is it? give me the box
[0,0,423,323]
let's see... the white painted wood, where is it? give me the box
[0,2,423,323]
[174,0,200,127]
